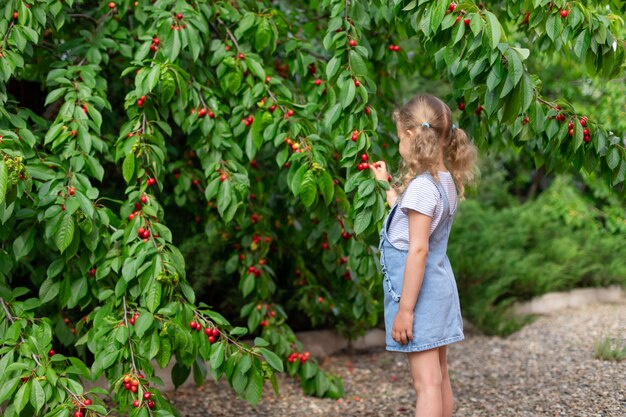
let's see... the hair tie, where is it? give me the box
[421,122,430,128]
[451,123,457,130]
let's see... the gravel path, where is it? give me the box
[167,302,626,416]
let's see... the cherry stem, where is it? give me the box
[216,18,241,52]
[122,296,139,374]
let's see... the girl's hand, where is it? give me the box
[369,160,389,182]
[392,309,413,345]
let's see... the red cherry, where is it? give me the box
[580,118,587,127]
[131,385,138,393]
[393,45,400,51]
[219,174,227,182]
[129,317,136,325]
[150,45,158,52]
[348,39,357,47]
[192,179,199,186]
[141,195,148,204]
[189,321,197,329]
[269,105,277,113]
[176,13,183,19]
[148,400,155,409]
[362,162,369,169]
[265,76,271,83]
[321,242,329,250]
[208,110,215,118]
[123,375,131,383]
[568,129,574,136]
[68,187,75,196]
[48,349,55,357]
[388,45,395,51]
[455,16,461,24]
[364,106,371,116]
[133,400,140,407]
[153,37,160,45]
[74,412,83,417]
[458,102,465,111]
[464,18,471,26]
[143,392,151,400]
[260,320,268,327]
[583,129,589,136]
[238,53,245,60]
[124,382,132,390]
[448,2,456,12]
[315,79,321,86]
[108,2,116,9]
[287,109,295,117]
[522,116,529,125]
[198,108,207,118]
[12,11,18,19]
[584,136,590,142]
[208,335,215,343]
[560,9,570,18]
[84,399,92,406]
[354,79,360,87]
[361,154,368,162]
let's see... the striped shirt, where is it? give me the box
[387,171,458,250]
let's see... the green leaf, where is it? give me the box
[242,274,255,297]
[317,171,334,205]
[430,0,448,32]
[574,31,590,58]
[217,180,233,217]
[484,11,501,49]
[134,312,154,338]
[258,347,283,372]
[349,50,367,78]
[255,18,272,51]
[607,148,620,170]
[210,341,225,369]
[353,209,372,235]
[324,103,341,130]
[14,380,30,413]
[30,378,44,413]
[300,171,317,207]
[146,280,162,313]
[55,212,75,253]
[243,368,263,405]
[507,48,524,86]
[326,56,341,80]
[340,78,356,109]
[0,160,7,205]
[122,153,135,184]
[247,58,266,80]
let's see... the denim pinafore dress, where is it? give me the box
[379,172,464,352]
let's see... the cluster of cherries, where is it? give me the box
[196,107,215,118]
[122,375,156,409]
[71,398,92,417]
[388,44,401,51]
[351,130,360,142]
[247,265,263,278]
[150,37,160,52]
[242,115,254,127]
[137,227,151,240]
[129,312,140,325]
[287,351,311,364]
[189,321,220,344]
[171,13,186,31]
[569,117,591,142]
[136,95,147,108]
[357,153,371,171]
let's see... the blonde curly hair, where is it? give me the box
[392,94,479,201]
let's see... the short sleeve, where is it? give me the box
[399,176,440,218]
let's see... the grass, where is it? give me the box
[593,334,626,362]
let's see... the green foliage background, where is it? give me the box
[0,0,624,416]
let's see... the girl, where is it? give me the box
[370,94,478,417]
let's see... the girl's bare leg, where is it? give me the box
[407,348,443,417]
[439,345,453,417]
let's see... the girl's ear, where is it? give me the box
[406,129,413,138]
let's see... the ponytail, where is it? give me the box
[445,127,478,201]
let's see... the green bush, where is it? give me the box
[450,174,626,336]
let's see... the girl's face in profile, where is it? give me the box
[397,127,412,161]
